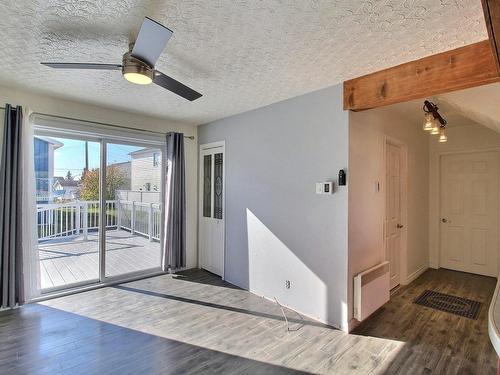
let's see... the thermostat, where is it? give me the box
[316,181,333,194]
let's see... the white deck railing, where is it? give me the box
[37,200,161,242]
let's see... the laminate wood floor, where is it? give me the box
[0,268,496,374]
[353,268,498,374]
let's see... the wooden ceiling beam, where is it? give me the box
[482,0,500,73]
[343,40,500,111]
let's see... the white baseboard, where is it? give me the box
[404,265,428,285]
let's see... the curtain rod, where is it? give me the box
[0,106,195,140]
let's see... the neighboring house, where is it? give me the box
[53,177,81,201]
[34,136,63,203]
[129,148,161,192]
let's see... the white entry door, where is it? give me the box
[440,151,498,277]
[385,142,404,289]
[199,142,225,277]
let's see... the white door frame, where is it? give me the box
[384,136,408,286]
[431,148,500,273]
[198,141,226,279]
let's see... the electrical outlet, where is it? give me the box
[285,280,291,289]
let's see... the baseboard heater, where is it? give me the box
[354,261,390,321]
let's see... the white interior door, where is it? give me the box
[385,142,403,289]
[199,143,225,277]
[440,151,498,277]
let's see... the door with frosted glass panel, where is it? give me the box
[199,143,225,277]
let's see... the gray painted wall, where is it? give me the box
[198,84,349,329]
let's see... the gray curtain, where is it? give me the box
[0,104,24,308]
[162,132,186,271]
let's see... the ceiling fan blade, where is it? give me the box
[131,17,173,67]
[41,62,122,70]
[153,71,202,101]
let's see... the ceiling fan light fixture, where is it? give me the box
[124,71,152,85]
[122,53,153,85]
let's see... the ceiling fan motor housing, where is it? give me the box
[122,52,154,81]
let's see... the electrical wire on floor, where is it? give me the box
[274,297,291,331]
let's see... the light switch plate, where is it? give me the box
[316,181,333,194]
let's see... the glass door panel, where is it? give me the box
[104,142,162,278]
[34,134,101,291]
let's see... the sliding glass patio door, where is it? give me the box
[35,134,101,291]
[104,141,162,278]
[34,130,164,293]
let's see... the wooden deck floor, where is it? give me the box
[39,230,161,290]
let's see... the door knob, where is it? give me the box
[441,218,447,223]
[397,224,404,229]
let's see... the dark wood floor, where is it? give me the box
[354,268,498,374]
[0,268,497,374]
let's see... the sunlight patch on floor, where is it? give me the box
[39,273,406,374]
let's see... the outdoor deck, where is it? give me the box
[39,229,161,290]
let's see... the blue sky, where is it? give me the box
[53,137,142,179]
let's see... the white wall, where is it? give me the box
[348,106,429,327]
[429,123,500,268]
[198,85,350,330]
[0,85,198,269]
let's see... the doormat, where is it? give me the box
[414,290,481,319]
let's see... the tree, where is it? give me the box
[66,170,73,181]
[79,169,99,201]
[79,166,127,201]
[106,165,128,200]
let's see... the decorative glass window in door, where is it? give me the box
[203,154,212,217]
[214,153,223,219]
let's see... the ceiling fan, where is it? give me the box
[41,17,202,101]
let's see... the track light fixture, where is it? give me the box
[422,100,447,142]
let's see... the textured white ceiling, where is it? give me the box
[0,0,488,125]
[436,83,500,133]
